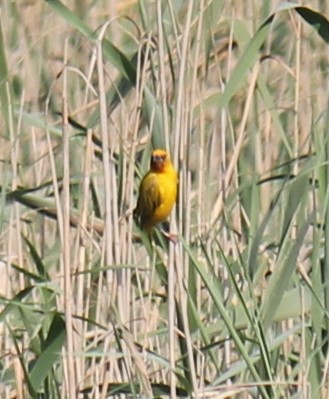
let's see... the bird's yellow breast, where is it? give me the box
[135,156,178,232]
[148,169,177,224]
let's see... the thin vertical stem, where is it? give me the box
[62,39,76,398]
[324,93,329,336]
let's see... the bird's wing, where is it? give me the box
[135,173,162,220]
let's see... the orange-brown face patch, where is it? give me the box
[150,150,167,172]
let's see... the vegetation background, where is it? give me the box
[1,0,329,398]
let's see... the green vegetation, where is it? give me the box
[1,0,329,398]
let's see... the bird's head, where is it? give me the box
[150,149,171,173]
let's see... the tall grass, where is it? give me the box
[1,0,329,398]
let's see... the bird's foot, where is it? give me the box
[161,230,179,243]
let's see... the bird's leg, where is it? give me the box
[160,229,179,243]
[159,221,178,243]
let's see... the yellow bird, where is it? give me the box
[134,149,178,233]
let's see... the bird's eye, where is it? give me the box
[153,155,165,162]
